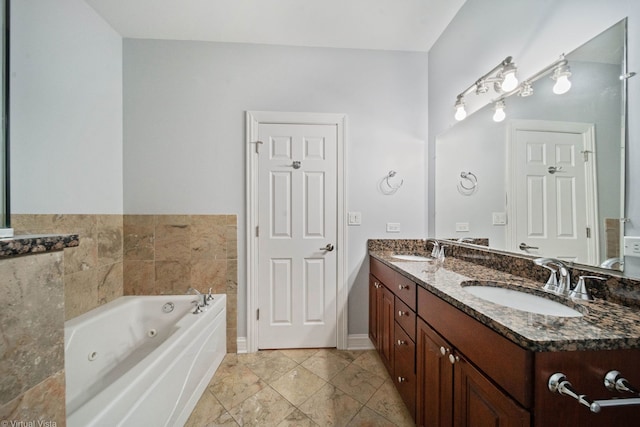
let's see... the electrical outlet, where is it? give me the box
[386,223,401,233]
[455,222,470,232]
[348,212,362,226]
[624,237,640,257]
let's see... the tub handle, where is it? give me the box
[191,300,204,314]
[206,288,214,302]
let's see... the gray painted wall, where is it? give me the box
[123,39,429,339]
[428,0,640,277]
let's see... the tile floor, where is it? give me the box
[185,349,415,426]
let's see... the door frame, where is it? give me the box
[506,119,599,263]
[245,111,347,353]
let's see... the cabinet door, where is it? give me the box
[416,319,453,427]
[454,354,530,427]
[379,285,395,375]
[369,274,381,348]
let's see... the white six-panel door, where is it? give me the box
[257,123,338,349]
[508,121,598,265]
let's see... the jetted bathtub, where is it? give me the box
[65,294,226,427]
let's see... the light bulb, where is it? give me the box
[493,101,506,122]
[553,74,572,94]
[501,71,518,92]
[454,99,467,121]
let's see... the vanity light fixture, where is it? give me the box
[492,100,506,122]
[519,81,534,97]
[452,56,518,121]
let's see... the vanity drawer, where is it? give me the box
[370,257,395,287]
[418,287,533,408]
[395,297,416,339]
[395,274,417,310]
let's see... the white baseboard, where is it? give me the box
[347,334,375,350]
[236,334,373,353]
[236,337,248,354]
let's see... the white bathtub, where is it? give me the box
[65,294,226,427]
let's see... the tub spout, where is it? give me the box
[187,287,207,307]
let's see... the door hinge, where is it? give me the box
[586,227,591,238]
[254,140,264,154]
[257,308,260,320]
[256,226,259,237]
[581,150,592,162]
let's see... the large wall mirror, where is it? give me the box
[1,0,8,236]
[435,19,628,273]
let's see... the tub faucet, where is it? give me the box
[187,287,207,307]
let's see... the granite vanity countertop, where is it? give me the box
[370,250,640,352]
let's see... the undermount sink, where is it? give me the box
[462,283,583,318]
[392,254,432,262]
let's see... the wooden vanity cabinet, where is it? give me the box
[416,287,531,427]
[370,258,417,419]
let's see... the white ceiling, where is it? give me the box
[84,0,466,52]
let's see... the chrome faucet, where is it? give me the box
[534,258,570,296]
[426,239,440,258]
[187,287,207,307]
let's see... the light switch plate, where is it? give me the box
[386,223,401,233]
[348,212,362,226]
[624,236,640,257]
[492,212,507,225]
[455,222,470,232]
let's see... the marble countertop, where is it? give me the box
[370,250,640,352]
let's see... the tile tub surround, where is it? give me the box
[123,214,238,353]
[370,249,640,352]
[12,214,124,320]
[368,239,640,309]
[0,250,66,425]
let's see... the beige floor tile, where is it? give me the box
[278,348,320,364]
[301,351,352,381]
[228,387,295,427]
[276,408,319,427]
[184,390,238,427]
[243,352,299,384]
[365,380,415,427]
[329,363,386,404]
[351,350,388,377]
[209,365,266,411]
[270,366,327,406]
[298,383,362,427]
[346,406,398,427]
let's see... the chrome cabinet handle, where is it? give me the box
[320,243,334,252]
[398,310,408,317]
[439,346,450,356]
[397,376,406,383]
[373,282,381,289]
[449,354,459,364]
[398,284,409,290]
[397,339,406,345]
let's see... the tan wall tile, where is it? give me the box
[191,259,227,294]
[0,370,66,425]
[97,262,124,305]
[123,260,155,295]
[155,261,191,294]
[98,214,123,265]
[0,253,65,405]
[64,269,99,320]
[155,223,190,261]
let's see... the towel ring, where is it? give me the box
[380,170,404,195]
[457,171,478,195]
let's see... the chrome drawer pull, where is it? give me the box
[398,310,408,317]
[397,339,406,345]
[397,376,406,383]
[398,284,409,290]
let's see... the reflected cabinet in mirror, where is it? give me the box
[435,19,627,272]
